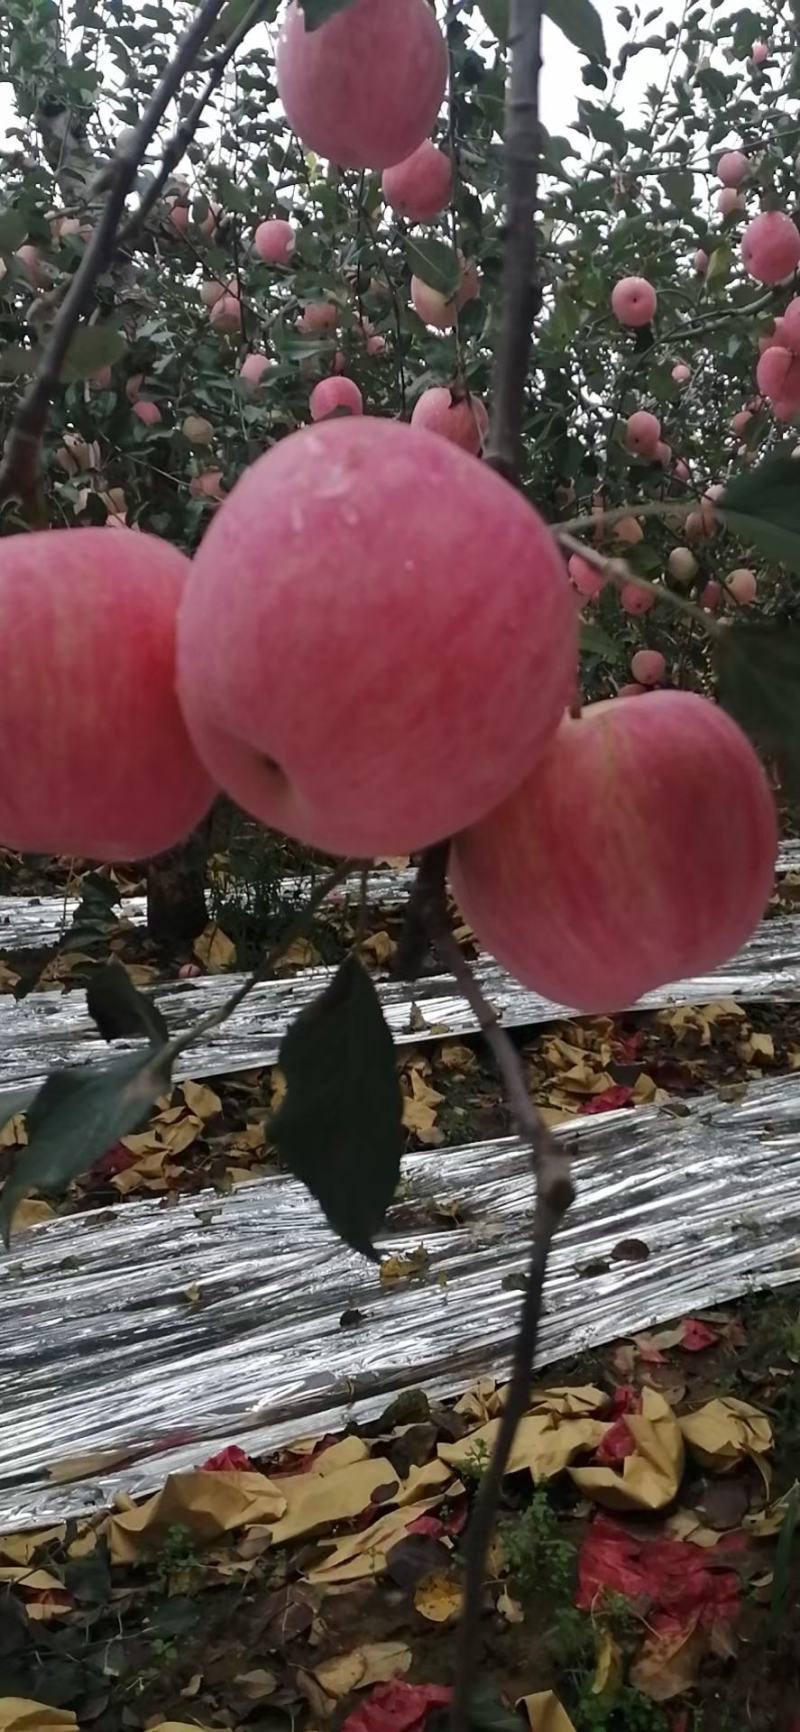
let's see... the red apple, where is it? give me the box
[177,417,577,857]
[0,528,215,859]
[451,692,777,1012]
[382,140,453,221]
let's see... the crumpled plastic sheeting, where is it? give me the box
[3,915,800,1114]
[2,1073,800,1533]
[1,845,800,953]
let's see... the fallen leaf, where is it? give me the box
[193,923,237,971]
[362,931,397,967]
[233,1668,277,1701]
[413,1569,463,1623]
[517,1694,577,1732]
[312,1642,412,1701]
[380,1247,430,1283]
[6,1198,54,1230]
[679,1398,772,1471]
[592,1630,622,1700]
[0,1708,77,1732]
[182,1080,222,1119]
[629,1625,708,1701]
[341,1681,451,1732]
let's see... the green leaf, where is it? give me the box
[59,325,127,382]
[477,0,509,43]
[720,458,800,573]
[301,0,357,27]
[405,236,461,297]
[706,241,731,286]
[546,0,606,60]
[0,346,36,378]
[580,621,624,663]
[577,100,626,155]
[0,1048,173,1245]
[716,621,800,776]
[270,953,403,1258]
[0,209,28,253]
[86,959,169,1045]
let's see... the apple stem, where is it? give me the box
[0,0,261,518]
[484,0,545,485]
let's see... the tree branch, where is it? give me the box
[484,0,544,484]
[407,845,573,1732]
[0,0,232,518]
[118,0,272,248]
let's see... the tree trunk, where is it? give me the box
[146,816,212,947]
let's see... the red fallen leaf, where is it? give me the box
[608,1386,641,1417]
[613,1030,646,1060]
[90,1140,138,1180]
[595,1417,638,1466]
[443,1496,468,1536]
[579,1084,634,1115]
[680,1319,718,1352]
[342,1681,452,1732]
[202,1443,254,1471]
[406,1514,446,1538]
[577,1516,743,1636]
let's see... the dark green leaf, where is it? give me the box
[546,0,606,61]
[477,0,508,43]
[0,209,28,252]
[0,346,36,378]
[466,1685,525,1732]
[59,325,127,382]
[405,236,461,297]
[86,959,169,1045]
[720,458,800,573]
[716,622,800,776]
[270,953,403,1258]
[580,621,625,663]
[577,100,626,154]
[301,0,357,27]
[0,1048,173,1245]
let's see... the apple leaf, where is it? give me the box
[580,621,625,663]
[86,959,169,1045]
[720,458,800,573]
[405,237,461,297]
[716,620,800,786]
[0,209,28,253]
[270,953,403,1258]
[60,325,127,382]
[0,1048,173,1246]
[301,0,357,27]
[545,0,606,61]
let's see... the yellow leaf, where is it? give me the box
[438,1042,475,1071]
[592,1629,623,1699]
[0,1111,27,1149]
[193,924,237,971]
[0,1705,77,1732]
[182,1081,222,1119]
[278,936,320,969]
[517,1693,577,1732]
[379,1246,429,1283]
[7,1198,54,1230]
[312,1641,412,1699]
[413,1570,463,1623]
[361,931,397,967]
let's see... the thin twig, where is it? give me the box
[0,0,233,517]
[559,496,694,536]
[416,850,572,1732]
[555,528,717,634]
[484,0,544,482]
[163,860,357,1064]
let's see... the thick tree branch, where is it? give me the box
[0,0,232,518]
[484,0,544,483]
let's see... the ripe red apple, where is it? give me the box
[411,254,478,329]
[717,150,748,186]
[176,417,577,857]
[742,211,800,283]
[694,249,709,275]
[726,567,758,604]
[132,399,161,426]
[630,648,665,685]
[410,386,488,454]
[255,218,296,265]
[568,554,605,600]
[671,362,691,384]
[239,352,271,389]
[0,528,215,859]
[450,692,777,1013]
[625,410,660,458]
[620,581,654,615]
[611,276,657,327]
[276,0,447,170]
[309,375,363,419]
[298,300,338,335]
[717,187,745,218]
[752,39,768,63]
[382,141,453,221]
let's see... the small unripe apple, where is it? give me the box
[613,516,644,544]
[0,528,214,858]
[730,408,753,435]
[183,415,214,445]
[200,279,226,308]
[382,140,452,222]
[239,352,271,389]
[701,579,722,610]
[275,0,448,171]
[671,362,691,384]
[410,386,488,455]
[255,218,296,265]
[751,39,769,64]
[168,201,189,235]
[611,276,657,327]
[309,375,363,419]
[655,441,672,466]
[694,249,709,275]
[668,547,697,584]
[717,187,745,217]
[366,334,386,356]
[674,458,691,482]
[177,417,578,857]
[450,692,777,1012]
[126,373,143,403]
